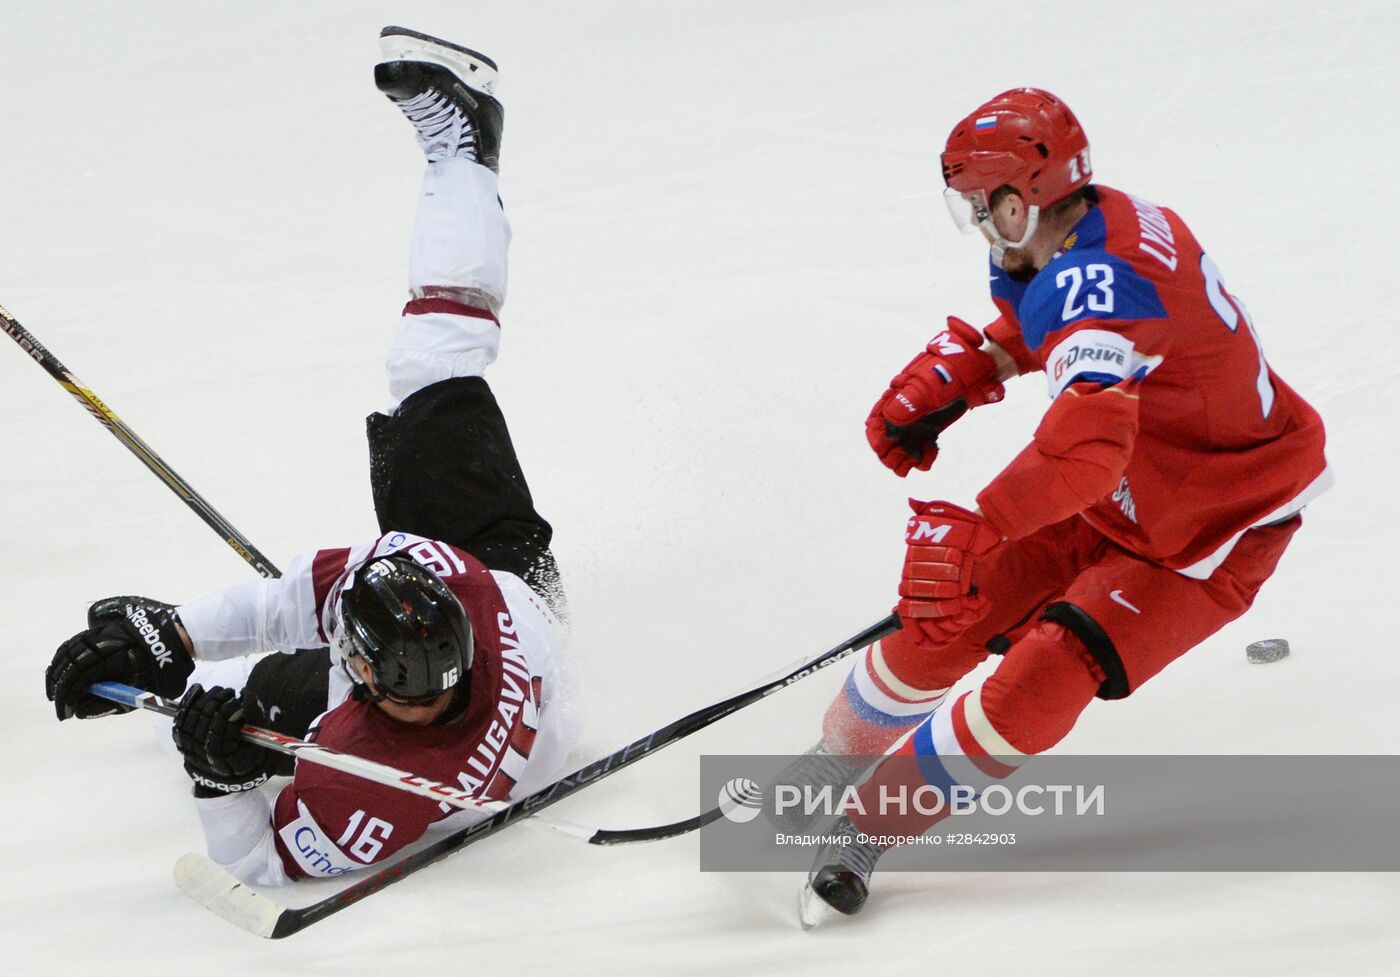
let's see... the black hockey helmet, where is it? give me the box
[335,555,473,702]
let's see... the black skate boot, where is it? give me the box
[798,816,886,929]
[767,741,864,834]
[374,26,504,172]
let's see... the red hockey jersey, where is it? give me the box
[978,186,1330,577]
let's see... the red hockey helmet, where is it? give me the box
[940,88,1091,254]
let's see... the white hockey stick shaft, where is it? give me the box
[89,681,589,836]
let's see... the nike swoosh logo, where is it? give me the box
[1109,590,1141,614]
[268,705,283,722]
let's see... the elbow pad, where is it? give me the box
[978,382,1139,539]
[1034,382,1139,501]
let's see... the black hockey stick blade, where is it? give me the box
[585,805,725,845]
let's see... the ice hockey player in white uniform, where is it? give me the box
[44,27,581,884]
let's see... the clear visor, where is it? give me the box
[333,628,371,684]
[943,187,993,235]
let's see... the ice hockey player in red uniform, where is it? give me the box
[798,88,1331,922]
[44,28,581,884]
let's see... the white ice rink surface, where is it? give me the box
[4,2,1398,974]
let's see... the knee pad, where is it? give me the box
[1041,601,1129,699]
[977,622,1103,755]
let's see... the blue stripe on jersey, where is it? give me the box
[1017,249,1168,352]
[841,672,926,727]
[989,253,1031,310]
[1066,202,1108,250]
[1065,370,1126,389]
[989,198,1104,314]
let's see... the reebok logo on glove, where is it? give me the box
[126,606,173,668]
[189,769,269,793]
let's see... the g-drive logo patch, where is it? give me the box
[1052,340,1126,381]
[1045,329,1138,397]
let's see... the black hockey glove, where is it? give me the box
[45,596,193,721]
[172,685,272,798]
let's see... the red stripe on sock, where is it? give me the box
[402,297,500,325]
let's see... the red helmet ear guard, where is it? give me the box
[941,88,1091,207]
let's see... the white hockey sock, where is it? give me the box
[386,158,511,410]
[408,157,510,310]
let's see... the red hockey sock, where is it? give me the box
[821,629,986,755]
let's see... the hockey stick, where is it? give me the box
[91,678,722,845]
[87,685,688,844]
[89,681,575,824]
[0,303,280,577]
[172,612,901,939]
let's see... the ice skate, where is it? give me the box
[766,741,864,834]
[798,816,884,930]
[375,26,504,171]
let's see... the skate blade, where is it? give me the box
[377,32,497,95]
[798,881,839,931]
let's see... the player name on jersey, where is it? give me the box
[1130,194,1179,271]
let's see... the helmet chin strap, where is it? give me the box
[345,659,390,703]
[351,682,388,704]
[986,204,1040,269]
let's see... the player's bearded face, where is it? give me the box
[996,238,1037,277]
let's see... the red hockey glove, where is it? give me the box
[897,500,1003,644]
[866,317,1005,477]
